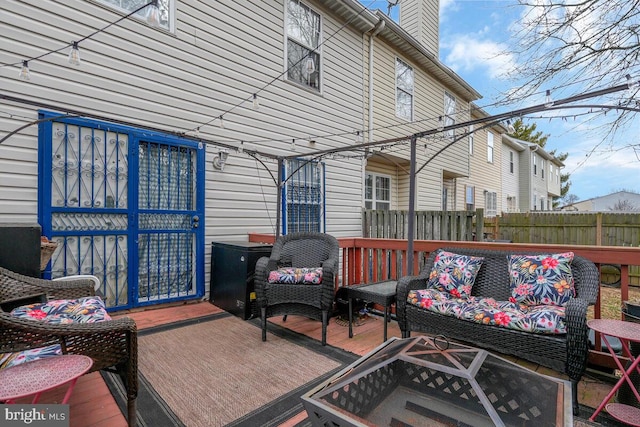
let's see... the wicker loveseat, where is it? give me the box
[396,247,599,415]
[0,267,138,427]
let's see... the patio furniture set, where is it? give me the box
[2,230,639,426]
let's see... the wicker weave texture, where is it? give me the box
[0,266,138,427]
[396,247,599,415]
[255,232,339,346]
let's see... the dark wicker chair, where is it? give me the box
[254,232,339,346]
[0,267,138,427]
[396,247,599,415]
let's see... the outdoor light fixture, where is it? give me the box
[437,116,444,131]
[506,120,516,134]
[355,130,362,143]
[291,139,296,151]
[146,0,161,26]
[238,141,244,153]
[68,41,81,66]
[19,61,30,80]
[252,93,259,110]
[545,90,554,107]
[218,115,225,129]
[212,149,229,170]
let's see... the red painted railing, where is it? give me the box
[248,233,640,369]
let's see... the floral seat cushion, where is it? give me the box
[426,250,484,298]
[0,296,111,370]
[509,252,575,306]
[268,267,323,284]
[407,289,566,334]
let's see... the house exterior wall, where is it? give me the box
[366,32,474,212]
[501,139,521,213]
[0,0,374,287]
[568,191,640,212]
[398,0,439,56]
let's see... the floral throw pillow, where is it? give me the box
[426,250,485,298]
[268,267,323,285]
[508,252,575,306]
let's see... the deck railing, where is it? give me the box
[248,233,640,369]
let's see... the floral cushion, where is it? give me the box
[426,250,484,298]
[268,267,323,285]
[406,289,566,334]
[0,296,110,371]
[9,296,112,324]
[508,252,575,306]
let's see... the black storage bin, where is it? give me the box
[0,223,42,277]
[210,241,272,320]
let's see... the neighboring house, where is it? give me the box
[502,133,524,213]
[454,106,506,217]
[562,191,640,212]
[363,2,482,213]
[502,135,563,212]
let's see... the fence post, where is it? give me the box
[475,208,484,241]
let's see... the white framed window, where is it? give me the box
[507,195,517,212]
[97,0,173,31]
[286,1,321,90]
[541,159,546,179]
[533,194,537,210]
[444,92,456,139]
[365,173,391,210]
[396,58,413,121]
[468,125,474,155]
[485,191,497,217]
[509,151,514,173]
[284,159,324,233]
[465,185,475,211]
[533,155,537,175]
[556,167,559,183]
[550,164,554,180]
[487,132,494,163]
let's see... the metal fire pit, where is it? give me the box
[302,335,572,427]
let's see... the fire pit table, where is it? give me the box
[302,335,572,427]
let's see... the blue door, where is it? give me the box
[38,112,205,310]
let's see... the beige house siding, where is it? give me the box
[399,0,439,56]
[0,0,376,289]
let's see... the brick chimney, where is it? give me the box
[399,0,439,56]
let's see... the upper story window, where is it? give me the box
[444,92,456,139]
[485,191,497,217]
[541,159,546,179]
[396,58,413,121]
[98,0,173,31]
[550,164,554,180]
[286,1,321,91]
[533,155,537,175]
[487,132,494,163]
[365,173,391,210]
[509,151,514,173]
[468,125,474,155]
[556,167,559,183]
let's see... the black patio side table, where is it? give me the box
[348,280,397,342]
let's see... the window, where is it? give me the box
[284,159,324,233]
[550,164,554,180]
[98,0,173,31]
[556,167,559,183]
[507,195,517,212]
[509,151,514,173]
[396,58,413,120]
[485,191,497,217]
[541,159,545,179]
[533,194,537,210]
[468,125,474,155]
[444,92,456,139]
[286,1,321,90]
[540,197,545,211]
[487,132,494,163]
[365,173,391,210]
[533,155,537,175]
[465,186,475,211]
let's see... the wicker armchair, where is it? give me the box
[254,232,339,346]
[0,267,138,427]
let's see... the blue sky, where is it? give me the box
[361,0,640,202]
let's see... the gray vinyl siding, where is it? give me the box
[0,0,368,286]
[398,0,439,56]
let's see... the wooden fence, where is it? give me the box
[362,209,481,241]
[485,211,640,284]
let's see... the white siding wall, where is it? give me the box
[0,0,368,287]
[501,142,520,213]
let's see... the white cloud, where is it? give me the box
[442,35,516,79]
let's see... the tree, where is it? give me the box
[509,119,571,208]
[609,199,639,211]
[505,0,640,140]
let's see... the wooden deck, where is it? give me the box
[17,301,616,427]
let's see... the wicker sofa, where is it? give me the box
[396,247,599,415]
[0,267,138,427]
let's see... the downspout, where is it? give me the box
[363,18,385,210]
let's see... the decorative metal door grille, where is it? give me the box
[284,159,325,233]
[40,114,204,310]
